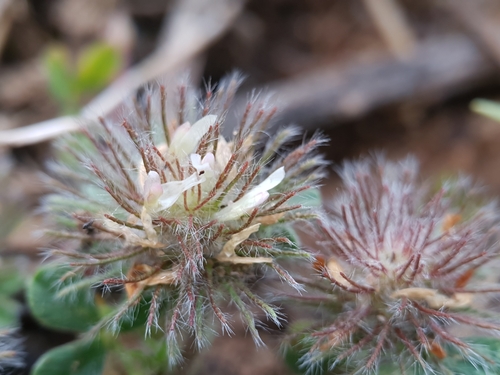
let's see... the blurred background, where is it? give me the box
[2,0,500,374]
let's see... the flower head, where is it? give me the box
[299,155,500,374]
[44,74,326,363]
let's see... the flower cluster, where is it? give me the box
[44,74,326,363]
[301,156,500,374]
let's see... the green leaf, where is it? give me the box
[76,43,121,93]
[31,338,105,375]
[27,265,100,332]
[288,187,322,208]
[43,45,78,113]
[471,99,500,122]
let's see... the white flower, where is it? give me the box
[214,167,286,222]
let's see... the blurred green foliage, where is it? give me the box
[0,262,24,327]
[26,264,173,375]
[288,187,322,208]
[471,99,500,122]
[44,42,122,114]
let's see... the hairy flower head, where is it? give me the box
[43,74,326,363]
[299,156,500,374]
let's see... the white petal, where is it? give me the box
[157,173,204,210]
[202,152,215,169]
[190,152,215,173]
[253,191,270,205]
[170,122,191,146]
[215,136,232,170]
[170,115,217,156]
[143,171,163,205]
[252,167,285,194]
[190,153,202,168]
[213,167,285,222]
[214,191,269,222]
